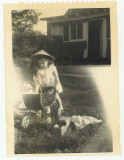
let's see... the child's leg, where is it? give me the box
[56,93,64,116]
[45,107,52,129]
[46,106,51,114]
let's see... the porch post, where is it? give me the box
[83,22,88,58]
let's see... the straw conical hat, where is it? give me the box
[31,50,55,61]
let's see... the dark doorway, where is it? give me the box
[88,20,102,63]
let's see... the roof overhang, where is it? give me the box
[40,8,110,23]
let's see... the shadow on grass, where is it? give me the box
[15,119,102,154]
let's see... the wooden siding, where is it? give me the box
[63,41,87,58]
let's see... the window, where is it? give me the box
[51,25,57,35]
[64,24,69,41]
[70,22,83,41]
[71,24,76,40]
[50,22,83,41]
[77,22,83,39]
[57,25,63,37]
[51,24,64,39]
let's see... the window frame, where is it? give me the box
[68,22,83,41]
[51,22,83,42]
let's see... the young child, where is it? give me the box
[30,50,64,119]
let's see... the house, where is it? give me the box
[40,8,111,65]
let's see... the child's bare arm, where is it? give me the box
[53,66,59,84]
[52,66,63,93]
[33,75,40,93]
[34,84,40,93]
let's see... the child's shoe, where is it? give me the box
[36,110,42,118]
[21,116,30,128]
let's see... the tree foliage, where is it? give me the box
[13,30,43,58]
[12,9,44,71]
[12,10,42,33]
[12,9,43,58]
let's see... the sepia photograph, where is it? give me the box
[4,2,120,156]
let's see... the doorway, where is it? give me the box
[88,20,102,63]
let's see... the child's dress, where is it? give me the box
[33,64,63,93]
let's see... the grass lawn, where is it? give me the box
[13,58,112,154]
[14,72,112,154]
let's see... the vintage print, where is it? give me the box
[4,2,120,156]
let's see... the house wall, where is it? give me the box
[46,14,111,64]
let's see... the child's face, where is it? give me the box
[38,58,48,69]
